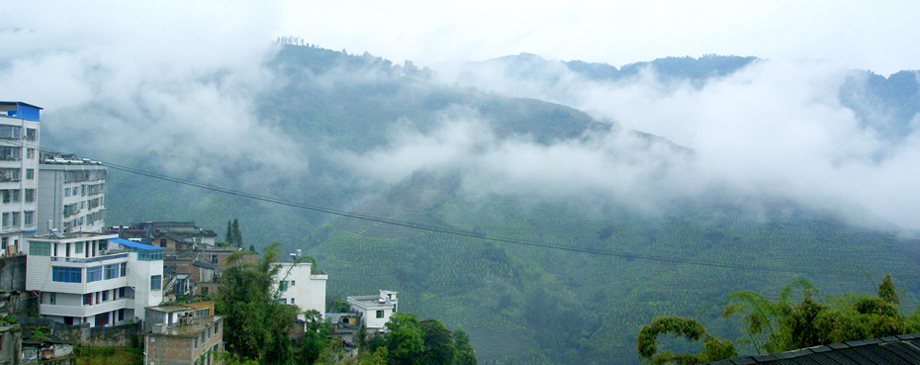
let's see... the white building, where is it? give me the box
[37,155,106,234]
[274,261,328,320]
[25,233,164,327]
[0,101,41,255]
[347,290,398,330]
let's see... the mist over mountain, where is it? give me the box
[4,42,920,363]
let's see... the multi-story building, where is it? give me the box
[0,101,41,255]
[274,260,328,320]
[144,302,224,365]
[347,290,398,331]
[37,153,106,234]
[25,233,164,327]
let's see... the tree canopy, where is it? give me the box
[217,242,297,364]
[638,275,920,364]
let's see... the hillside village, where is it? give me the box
[0,101,403,364]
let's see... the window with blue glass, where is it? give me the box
[104,264,119,279]
[52,267,82,283]
[150,275,162,291]
[86,266,102,282]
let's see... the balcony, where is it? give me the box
[50,253,128,264]
[40,298,128,318]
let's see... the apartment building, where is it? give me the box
[37,154,106,234]
[0,101,41,255]
[25,233,164,327]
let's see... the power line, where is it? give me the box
[39,147,860,277]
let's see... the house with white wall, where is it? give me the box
[273,260,328,320]
[25,233,163,327]
[347,290,398,330]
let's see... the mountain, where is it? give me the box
[87,46,920,364]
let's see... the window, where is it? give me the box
[376,310,384,319]
[291,280,295,287]
[214,322,219,334]
[30,242,50,256]
[150,275,162,291]
[159,238,166,247]
[24,211,33,226]
[279,281,288,292]
[25,169,33,180]
[102,290,108,301]
[27,148,34,159]
[290,298,295,304]
[211,254,218,264]
[86,266,103,282]
[64,188,70,197]
[104,264,119,279]
[26,128,36,140]
[74,241,83,254]
[72,187,78,196]
[120,262,126,276]
[119,287,126,298]
[25,189,34,202]
[52,267,82,283]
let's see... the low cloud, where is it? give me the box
[0,1,304,188]
[392,58,920,231]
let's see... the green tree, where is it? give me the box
[385,313,425,365]
[420,319,455,365]
[722,276,910,354]
[232,218,243,247]
[295,309,335,364]
[452,329,476,365]
[226,220,234,245]
[636,316,736,365]
[217,242,298,364]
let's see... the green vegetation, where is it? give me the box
[355,313,476,365]
[638,275,920,364]
[217,242,472,365]
[217,242,298,364]
[101,45,920,364]
[75,347,142,365]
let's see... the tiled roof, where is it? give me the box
[707,334,920,365]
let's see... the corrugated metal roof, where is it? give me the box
[108,237,163,251]
[707,334,920,365]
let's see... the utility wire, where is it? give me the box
[39,147,861,277]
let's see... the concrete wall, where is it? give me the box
[0,255,25,292]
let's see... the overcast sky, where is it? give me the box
[283,0,920,75]
[2,1,920,232]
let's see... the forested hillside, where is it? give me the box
[91,45,920,364]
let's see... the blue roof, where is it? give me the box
[108,238,163,251]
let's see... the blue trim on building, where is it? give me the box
[108,238,163,251]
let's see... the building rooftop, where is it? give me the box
[706,333,920,365]
[152,316,222,337]
[30,231,117,241]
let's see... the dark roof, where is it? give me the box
[707,334,920,365]
[192,260,217,270]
